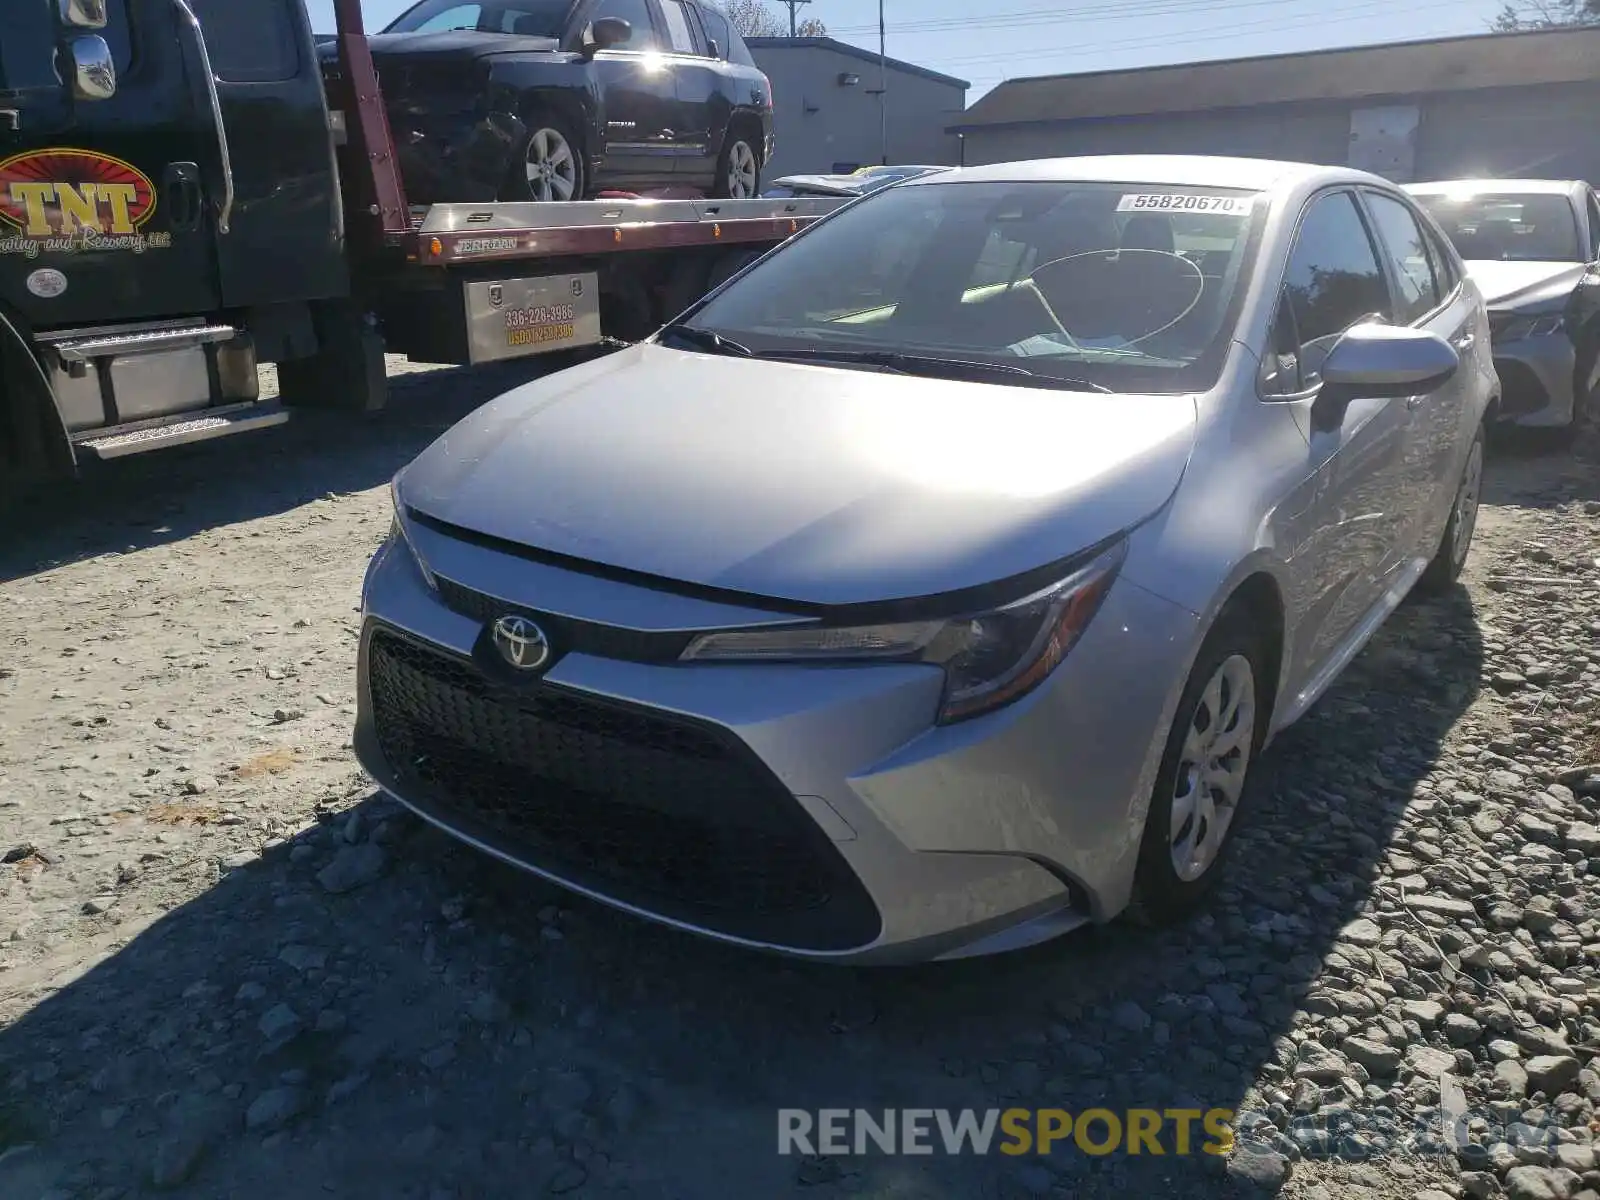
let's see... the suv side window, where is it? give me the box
[659,0,699,53]
[593,0,657,49]
[1364,191,1441,324]
[189,0,300,82]
[0,1,62,92]
[698,4,730,57]
[1265,190,1392,393]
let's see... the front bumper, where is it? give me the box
[354,522,1199,963]
[1489,329,1578,427]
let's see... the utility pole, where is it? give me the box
[878,0,888,164]
[779,0,810,36]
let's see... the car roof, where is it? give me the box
[1405,178,1583,196]
[905,155,1383,192]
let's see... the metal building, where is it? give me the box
[949,27,1600,185]
[745,37,969,182]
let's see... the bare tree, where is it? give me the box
[710,0,827,37]
[1492,0,1600,30]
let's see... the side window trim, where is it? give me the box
[657,0,701,55]
[1357,186,1445,326]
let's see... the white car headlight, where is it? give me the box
[680,538,1128,723]
[1492,311,1565,342]
[387,476,437,591]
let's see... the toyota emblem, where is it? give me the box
[491,615,551,671]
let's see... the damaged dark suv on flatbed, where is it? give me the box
[322,0,774,203]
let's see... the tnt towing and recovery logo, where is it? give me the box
[0,148,173,257]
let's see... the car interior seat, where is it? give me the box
[1119,214,1176,254]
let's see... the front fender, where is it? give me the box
[0,306,73,480]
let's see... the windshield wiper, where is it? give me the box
[753,348,1111,392]
[657,324,754,357]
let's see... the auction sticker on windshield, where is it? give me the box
[1117,193,1254,214]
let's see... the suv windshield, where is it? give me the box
[1412,191,1581,263]
[682,180,1265,394]
[385,0,574,36]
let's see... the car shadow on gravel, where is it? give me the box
[1481,433,1600,512]
[0,355,585,585]
[0,585,1483,1200]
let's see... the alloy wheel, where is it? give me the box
[1451,437,1483,569]
[1170,653,1256,883]
[524,128,578,202]
[725,141,757,199]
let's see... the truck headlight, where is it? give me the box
[680,539,1127,723]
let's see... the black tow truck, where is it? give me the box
[0,0,841,482]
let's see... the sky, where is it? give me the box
[307,0,1517,100]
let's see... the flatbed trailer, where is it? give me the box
[0,0,846,482]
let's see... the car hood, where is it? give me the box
[1464,259,1586,307]
[397,344,1198,608]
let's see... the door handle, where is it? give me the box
[0,109,18,131]
[163,162,203,232]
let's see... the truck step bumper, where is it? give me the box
[73,402,290,461]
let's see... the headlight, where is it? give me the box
[1490,311,1565,342]
[388,476,437,591]
[680,539,1127,723]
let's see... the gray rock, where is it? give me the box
[1402,1000,1446,1029]
[1517,1027,1573,1057]
[1406,1045,1458,1079]
[546,1164,588,1195]
[234,981,266,1003]
[1414,1191,1456,1200]
[1503,1165,1573,1200]
[316,843,387,894]
[1227,1148,1290,1188]
[150,1130,210,1189]
[1565,824,1600,854]
[218,851,255,870]
[1555,1143,1596,1174]
[1495,1059,1531,1099]
[1294,1041,1351,1083]
[1445,1013,1485,1046]
[1343,1036,1403,1076]
[468,991,511,1024]
[1110,1000,1151,1032]
[257,1003,301,1043]
[1460,1172,1501,1200]
[1342,918,1383,947]
[278,944,326,972]
[244,1087,304,1132]
[1407,893,1477,919]
[184,775,217,795]
[1526,1055,1582,1096]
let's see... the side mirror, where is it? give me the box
[584,17,630,56]
[1310,322,1458,432]
[67,35,117,101]
[59,0,107,28]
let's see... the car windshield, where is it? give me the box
[682,180,1265,394]
[1412,191,1582,263]
[384,0,574,36]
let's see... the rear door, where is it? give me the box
[0,0,221,329]
[1359,187,1476,557]
[186,0,346,308]
[656,0,720,187]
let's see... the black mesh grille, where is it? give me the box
[1494,358,1551,418]
[366,629,881,951]
[434,577,695,664]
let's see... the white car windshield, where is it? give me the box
[685,180,1265,394]
[1412,192,1582,263]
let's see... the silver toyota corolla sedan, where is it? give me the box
[356,155,1497,964]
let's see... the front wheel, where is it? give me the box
[1128,616,1267,925]
[504,116,584,203]
[1416,427,1483,595]
[713,131,761,199]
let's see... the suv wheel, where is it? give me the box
[715,132,760,199]
[507,117,584,203]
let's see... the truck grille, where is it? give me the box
[365,629,881,951]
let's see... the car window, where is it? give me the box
[686,180,1267,395]
[660,0,699,52]
[393,3,483,31]
[1412,191,1583,263]
[0,0,61,92]
[189,0,301,81]
[1420,226,1456,298]
[1363,192,1441,324]
[1275,190,1392,391]
[698,4,730,56]
[1587,192,1600,260]
[592,0,656,49]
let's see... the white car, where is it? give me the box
[1407,179,1600,436]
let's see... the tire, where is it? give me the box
[712,126,761,199]
[1127,613,1269,926]
[1416,426,1484,595]
[502,114,585,203]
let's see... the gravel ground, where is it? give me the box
[2,362,1600,1200]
